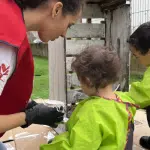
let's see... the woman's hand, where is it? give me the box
[26,100,38,109]
[24,104,64,128]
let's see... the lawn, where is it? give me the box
[31,57,144,99]
[130,74,143,83]
[31,57,49,99]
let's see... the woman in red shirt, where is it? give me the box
[0,0,82,148]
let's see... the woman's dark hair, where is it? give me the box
[15,0,83,15]
[71,46,121,89]
[127,22,150,55]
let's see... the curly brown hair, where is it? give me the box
[71,46,121,89]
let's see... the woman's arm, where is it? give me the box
[0,43,25,133]
[0,43,16,95]
[127,67,150,108]
[0,43,64,133]
[116,67,150,108]
[0,113,26,133]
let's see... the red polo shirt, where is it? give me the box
[0,0,34,137]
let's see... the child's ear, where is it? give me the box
[85,77,92,87]
[80,77,92,87]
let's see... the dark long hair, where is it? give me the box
[14,0,83,15]
[127,22,150,55]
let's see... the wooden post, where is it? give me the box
[48,37,66,104]
[105,5,130,91]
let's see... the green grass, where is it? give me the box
[31,57,49,99]
[31,57,144,99]
[130,74,143,83]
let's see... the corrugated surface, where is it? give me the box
[131,0,150,32]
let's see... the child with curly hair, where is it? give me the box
[41,46,140,150]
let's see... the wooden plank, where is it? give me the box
[82,4,104,18]
[67,73,80,89]
[105,5,130,91]
[67,89,87,104]
[100,0,126,10]
[48,37,66,104]
[66,39,104,71]
[67,24,105,38]
[66,57,74,72]
[66,39,104,55]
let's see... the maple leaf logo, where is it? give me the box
[0,64,10,82]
